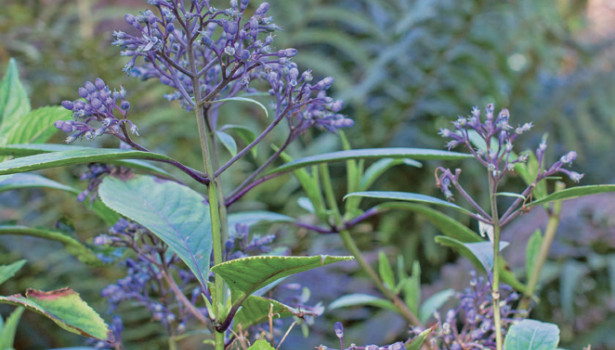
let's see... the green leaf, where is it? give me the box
[0,260,26,287]
[528,185,615,207]
[328,293,397,312]
[267,148,471,175]
[346,191,474,216]
[526,230,543,281]
[377,202,481,242]
[0,288,110,340]
[435,236,526,292]
[0,143,89,156]
[406,326,434,350]
[378,252,395,290]
[227,211,294,227]
[4,106,71,145]
[0,307,24,349]
[216,130,238,156]
[418,289,454,324]
[0,59,31,138]
[98,175,212,288]
[212,97,269,119]
[233,295,295,331]
[464,241,509,272]
[220,124,257,157]
[247,339,275,350]
[403,261,421,316]
[359,158,421,191]
[0,147,174,178]
[0,226,100,265]
[212,255,353,298]
[504,319,560,350]
[0,173,74,194]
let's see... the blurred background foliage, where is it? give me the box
[1,0,614,348]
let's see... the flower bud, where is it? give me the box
[62,100,74,111]
[334,322,343,339]
[560,151,577,164]
[255,2,270,16]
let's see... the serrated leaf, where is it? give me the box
[233,295,295,331]
[216,130,238,156]
[378,252,395,290]
[0,307,24,349]
[528,185,615,207]
[247,339,275,350]
[435,236,526,292]
[406,326,434,350]
[419,289,454,324]
[526,230,543,281]
[504,319,560,350]
[0,147,174,178]
[0,226,100,265]
[99,175,212,288]
[346,191,474,216]
[0,260,26,287]
[0,288,110,340]
[4,106,71,145]
[267,148,471,175]
[0,59,31,139]
[212,97,269,119]
[377,202,481,242]
[328,293,397,312]
[212,255,353,298]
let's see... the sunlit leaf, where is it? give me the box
[504,319,560,350]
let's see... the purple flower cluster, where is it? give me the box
[412,272,520,350]
[112,0,352,133]
[318,322,406,350]
[57,78,138,143]
[436,104,583,202]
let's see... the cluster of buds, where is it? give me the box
[318,322,407,350]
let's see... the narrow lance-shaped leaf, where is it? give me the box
[528,185,615,207]
[0,260,27,287]
[98,175,212,288]
[419,289,455,324]
[0,148,175,177]
[328,293,397,313]
[406,326,435,350]
[0,307,24,349]
[0,288,110,340]
[267,148,471,175]
[212,255,353,298]
[0,59,31,136]
[526,230,543,282]
[346,191,475,216]
[0,226,100,265]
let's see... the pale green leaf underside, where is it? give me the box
[212,255,353,297]
[0,288,110,340]
[99,175,212,288]
[504,319,560,350]
[268,148,471,175]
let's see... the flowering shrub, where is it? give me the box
[0,1,613,350]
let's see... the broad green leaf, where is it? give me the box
[0,226,100,265]
[526,230,543,281]
[376,202,481,242]
[233,295,295,331]
[212,255,353,298]
[378,252,395,290]
[216,130,238,156]
[464,241,509,272]
[267,148,471,175]
[403,261,421,316]
[0,288,109,340]
[328,293,397,313]
[0,173,74,194]
[504,319,560,350]
[406,326,434,350]
[0,59,31,137]
[0,260,26,286]
[528,185,615,207]
[247,339,275,350]
[99,175,212,288]
[219,124,257,157]
[418,289,454,324]
[435,236,526,292]
[212,97,269,119]
[0,307,24,349]
[4,106,71,145]
[346,191,474,216]
[0,147,174,178]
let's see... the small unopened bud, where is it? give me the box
[568,171,583,182]
[62,100,74,110]
[560,151,577,164]
[334,322,343,339]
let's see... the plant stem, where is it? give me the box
[319,164,421,326]
[488,175,503,350]
[519,181,565,310]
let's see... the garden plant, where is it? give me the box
[0,1,614,349]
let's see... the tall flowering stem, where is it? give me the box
[437,104,583,349]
